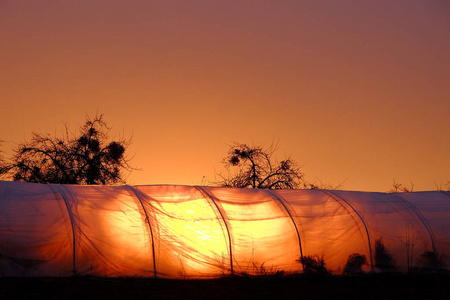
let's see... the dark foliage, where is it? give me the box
[297,255,329,275]
[3,114,133,185]
[343,253,368,275]
[0,140,7,178]
[417,251,446,272]
[375,238,397,272]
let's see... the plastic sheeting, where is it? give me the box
[0,180,449,278]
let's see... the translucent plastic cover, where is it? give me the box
[0,181,449,277]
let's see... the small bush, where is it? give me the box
[297,255,329,275]
[375,238,397,272]
[343,253,368,275]
[251,262,284,277]
[417,251,446,273]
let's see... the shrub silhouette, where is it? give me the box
[297,255,329,275]
[417,251,446,273]
[343,253,368,275]
[374,238,397,272]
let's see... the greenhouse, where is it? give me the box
[0,180,449,278]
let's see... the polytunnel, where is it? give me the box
[0,180,449,278]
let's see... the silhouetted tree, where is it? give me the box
[2,114,133,185]
[216,142,305,189]
[343,253,368,275]
[417,251,446,273]
[374,238,397,272]
[0,140,7,178]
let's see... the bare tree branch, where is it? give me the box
[216,142,305,189]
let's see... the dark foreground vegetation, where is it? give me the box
[1,274,450,300]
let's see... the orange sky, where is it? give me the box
[1,1,449,192]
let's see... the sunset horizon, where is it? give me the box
[1,1,449,192]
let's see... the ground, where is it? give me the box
[1,274,449,300]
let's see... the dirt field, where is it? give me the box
[1,274,449,300]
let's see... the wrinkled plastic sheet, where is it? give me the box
[0,181,449,277]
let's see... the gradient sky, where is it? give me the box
[1,0,449,192]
